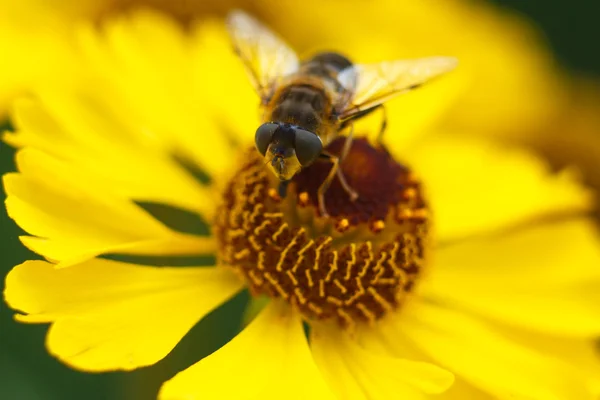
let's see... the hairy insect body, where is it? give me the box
[268,84,327,134]
[227,10,457,216]
[266,52,353,144]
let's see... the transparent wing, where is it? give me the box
[337,57,458,119]
[226,10,300,102]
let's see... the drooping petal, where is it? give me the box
[423,218,600,336]
[159,301,335,400]
[3,148,213,267]
[398,134,592,242]
[396,300,595,400]
[310,323,454,400]
[4,260,244,371]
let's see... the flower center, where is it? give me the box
[215,138,429,327]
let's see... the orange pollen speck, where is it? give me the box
[298,191,310,207]
[371,220,386,233]
[336,218,350,232]
[403,187,417,200]
[267,188,281,202]
[215,138,429,327]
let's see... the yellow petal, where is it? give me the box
[423,218,600,336]
[399,134,592,242]
[427,218,600,286]
[159,301,335,400]
[259,0,561,140]
[341,63,463,151]
[6,96,218,218]
[0,1,79,116]
[310,323,453,400]
[356,319,491,400]
[21,235,216,269]
[495,327,600,395]
[438,378,494,400]
[4,260,244,371]
[398,300,595,400]
[74,12,242,181]
[190,20,260,149]
[3,149,213,267]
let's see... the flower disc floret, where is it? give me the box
[215,138,429,326]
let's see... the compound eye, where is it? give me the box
[294,129,323,166]
[255,123,278,156]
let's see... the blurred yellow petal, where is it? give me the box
[495,328,600,395]
[3,149,212,267]
[73,12,243,180]
[529,79,600,220]
[379,71,465,149]
[6,97,219,217]
[310,323,453,400]
[0,0,567,144]
[0,2,79,115]
[398,300,595,400]
[429,217,600,285]
[159,301,335,400]
[401,134,592,242]
[11,91,218,216]
[438,379,493,400]
[423,218,600,336]
[190,20,261,148]
[4,259,244,371]
[260,0,563,139]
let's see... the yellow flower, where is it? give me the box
[4,10,600,400]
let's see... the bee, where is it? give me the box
[226,10,457,217]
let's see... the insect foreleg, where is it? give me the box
[340,122,354,162]
[278,180,290,198]
[340,104,388,147]
[317,152,359,218]
[375,105,388,146]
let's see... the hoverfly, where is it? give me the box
[226,10,457,217]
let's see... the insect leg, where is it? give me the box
[317,152,359,218]
[337,127,359,200]
[339,122,354,162]
[278,180,290,198]
[375,105,388,145]
[340,104,387,147]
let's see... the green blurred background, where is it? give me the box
[1,0,599,399]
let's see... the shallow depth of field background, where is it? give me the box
[1,0,599,399]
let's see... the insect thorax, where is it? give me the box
[265,52,355,140]
[267,84,330,134]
